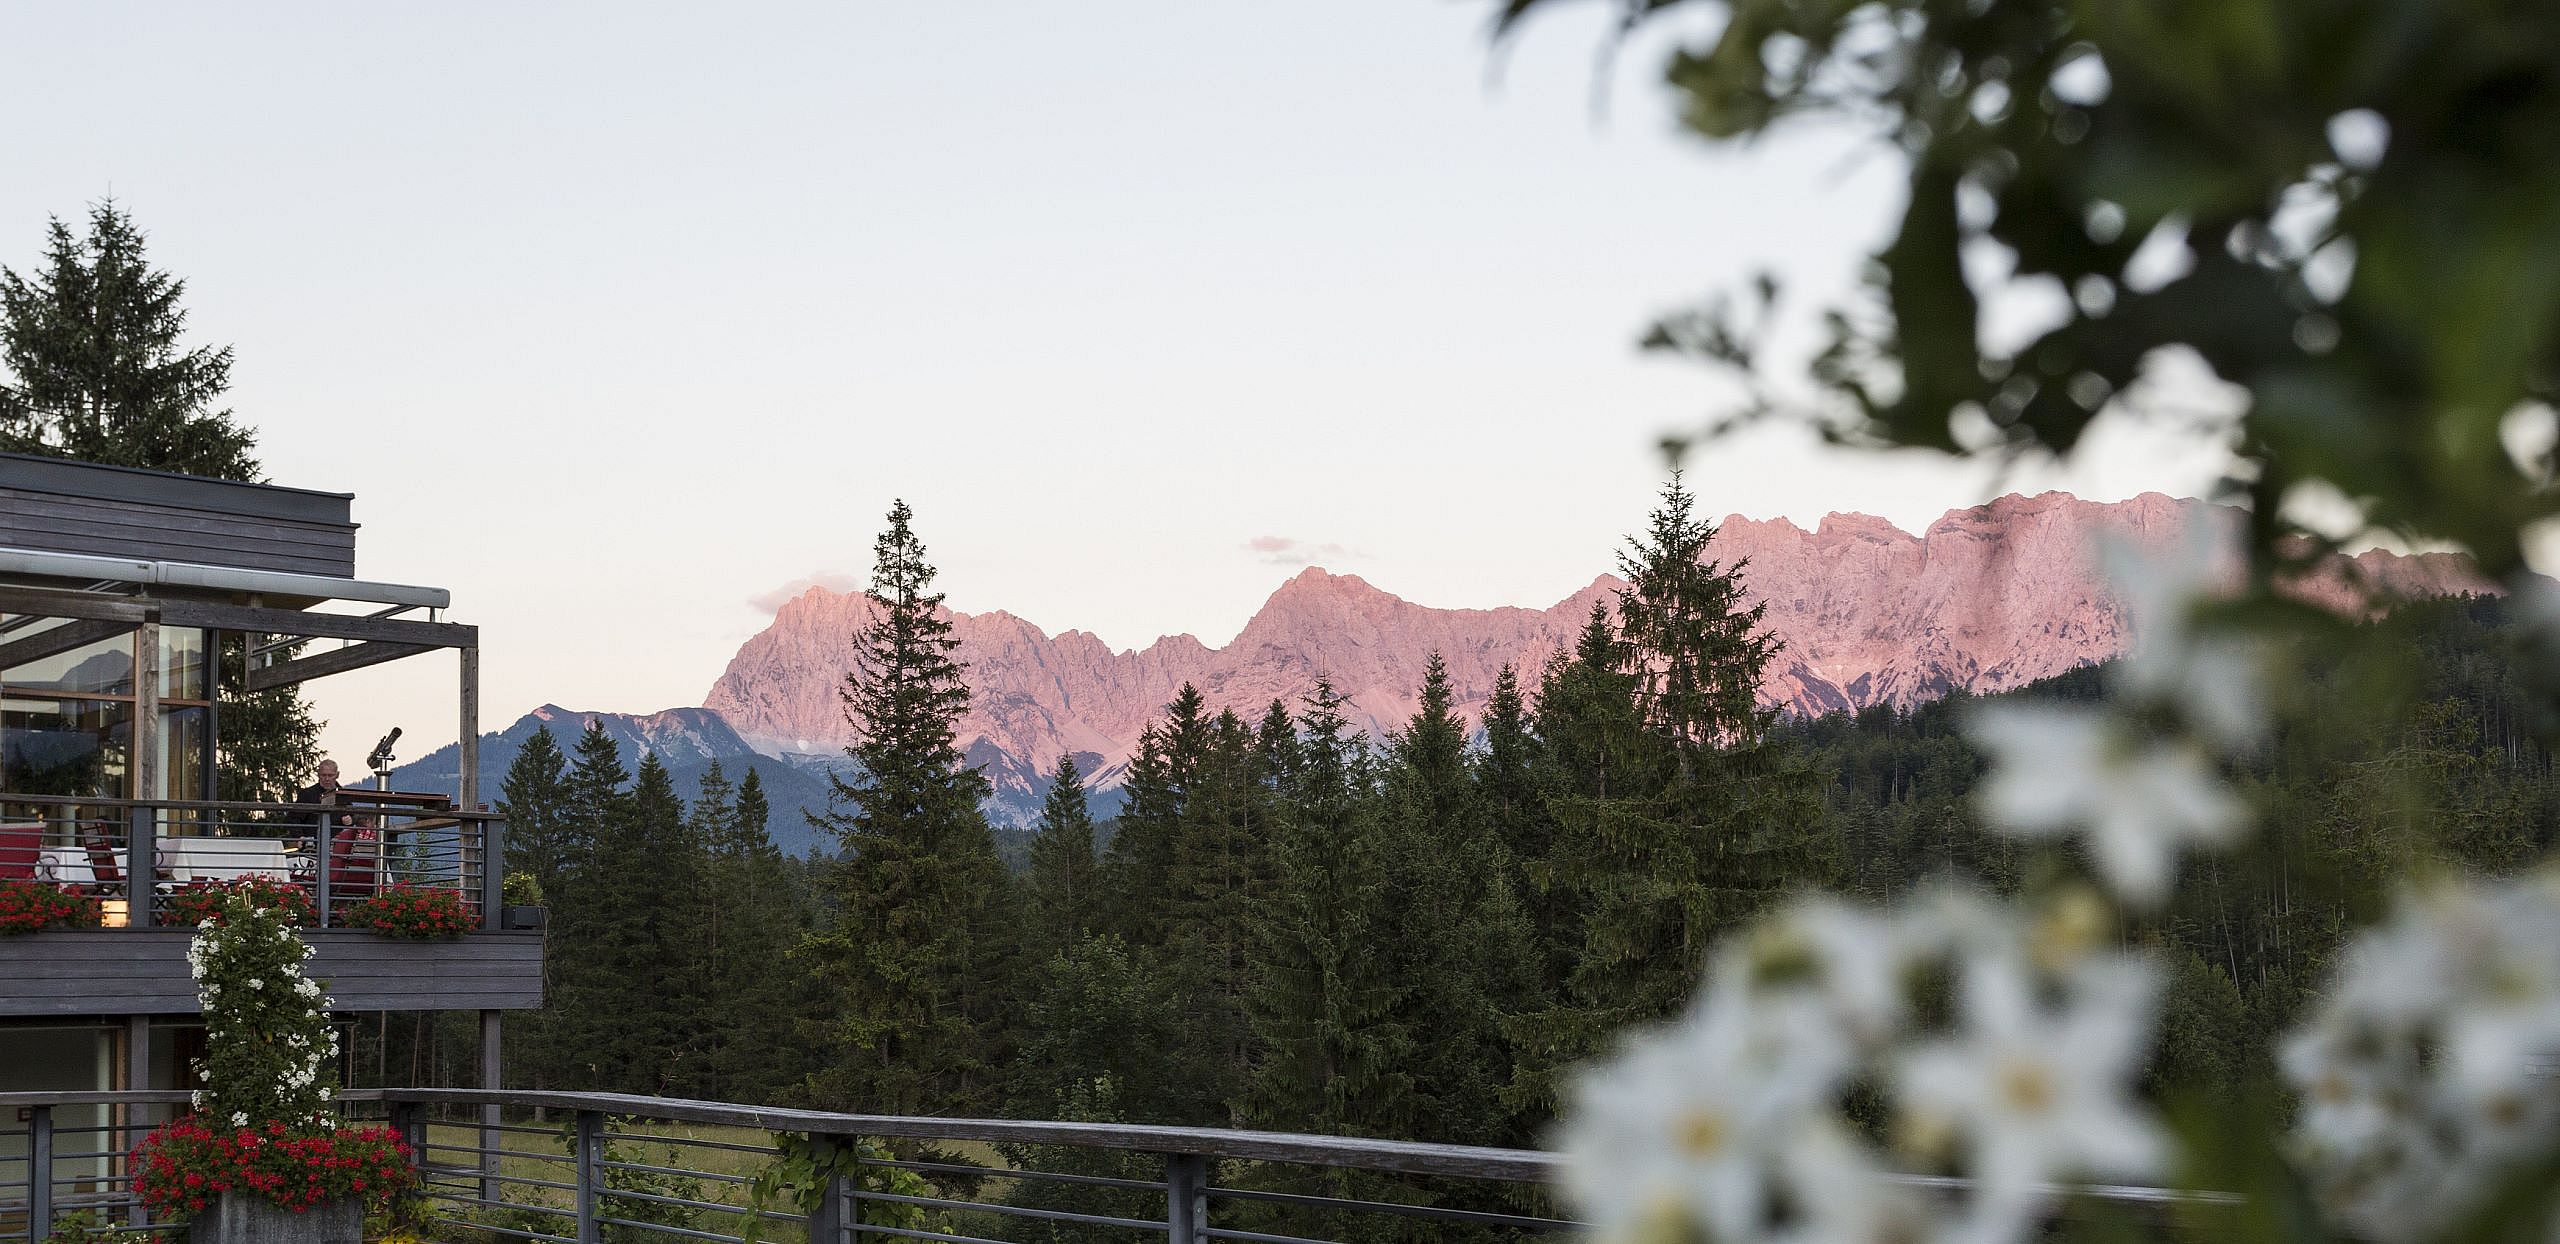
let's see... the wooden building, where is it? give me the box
[0,452,537,1166]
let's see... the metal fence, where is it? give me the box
[0,1089,2242,1242]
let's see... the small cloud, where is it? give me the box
[1244,536,1362,567]
[750,572,865,613]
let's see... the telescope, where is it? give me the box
[366,726,403,777]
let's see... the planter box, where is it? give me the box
[187,1190,362,1244]
[503,904,549,930]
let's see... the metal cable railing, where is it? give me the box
[0,794,502,931]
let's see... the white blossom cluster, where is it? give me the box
[1558,888,2165,1244]
[1968,533,2262,907]
[2281,868,2560,1242]
[185,900,340,1129]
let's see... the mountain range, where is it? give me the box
[399,491,2493,852]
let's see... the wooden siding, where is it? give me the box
[0,454,356,578]
[0,929,542,1017]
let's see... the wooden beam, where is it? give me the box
[0,616,132,672]
[156,600,474,649]
[0,585,154,625]
[244,640,436,691]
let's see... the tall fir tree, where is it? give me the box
[493,725,572,1091]
[706,767,808,1104]
[1378,654,1537,1145]
[0,200,319,802]
[543,721,633,1091]
[1101,683,1208,944]
[1025,753,1101,957]
[1244,679,1411,1139]
[497,726,571,907]
[805,500,1018,1117]
[1513,475,1824,1114]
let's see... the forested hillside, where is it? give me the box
[353,518,2556,1165]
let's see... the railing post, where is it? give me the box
[481,812,504,932]
[315,811,334,927]
[574,1109,604,1244]
[1165,1152,1207,1244]
[805,1134,852,1244]
[30,1104,52,1238]
[128,805,156,927]
[389,1099,426,1177]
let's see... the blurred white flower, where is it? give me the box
[2282,870,2560,1243]
[1969,702,2246,906]
[1560,976,1851,1243]
[2104,532,2266,752]
[1895,948,2166,1244]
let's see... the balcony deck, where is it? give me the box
[0,927,542,1017]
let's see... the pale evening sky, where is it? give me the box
[0,3,2234,769]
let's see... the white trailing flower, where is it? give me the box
[1559,973,1853,1243]
[2281,869,2560,1243]
[1560,889,2169,1244]
[1968,703,2246,906]
[2104,532,2265,752]
[1894,949,2167,1244]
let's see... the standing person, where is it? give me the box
[295,759,350,811]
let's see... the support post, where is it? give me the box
[458,645,480,813]
[134,620,160,802]
[481,1009,503,1207]
[805,1135,851,1244]
[129,806,157,928]
[1165,1152,1207,1244]
[127,1017,151,1229]
[574,1109,604,1244]
[30,1104,52,1239]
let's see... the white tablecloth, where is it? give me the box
[35,839,298,884]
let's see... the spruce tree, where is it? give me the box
[1379,654,1536,1145]
[805,500,1017,1117]
[544,722,632,1090]
[1101,683,1208,944]
[1244,679,1410,1138]
[0,201,318,802]
[494,725,571,1091]
[1025,754,1101,956]
[707,767,806,1104]
[0,200,256,473]
[497,726,571,907]
[1512,476,1822,1116]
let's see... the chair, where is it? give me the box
[0,824,44,881]
[327,822,381,904]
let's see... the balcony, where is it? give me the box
[0,795,537,1019]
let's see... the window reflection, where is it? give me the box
[158,706,208,802]
[2,629,136,697]
[160,628,209,701]
[0,695,132,799]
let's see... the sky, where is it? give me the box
[1,2,2235,772]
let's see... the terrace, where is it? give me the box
[0,451,537,1098]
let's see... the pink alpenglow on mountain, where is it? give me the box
[701,492,2491,804]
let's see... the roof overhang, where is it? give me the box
[0,546,447,610]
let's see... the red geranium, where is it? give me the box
[340,882,474,939]
[0,880,100,934]
[132,1116,413,1220]
[161,875,315,928]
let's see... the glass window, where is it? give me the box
[1,696,132,799]
[160,628,210,702]
[157,705,208,802]
[2,627,136,697]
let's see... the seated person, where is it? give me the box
[326,813,381,905]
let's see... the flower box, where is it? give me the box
[186,1188,362,1243]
